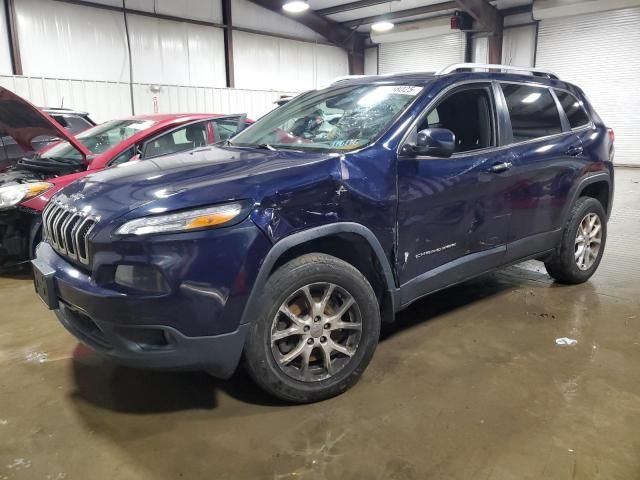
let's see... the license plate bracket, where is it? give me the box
[32,259,59,310]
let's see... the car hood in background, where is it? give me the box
[0,87,91,160]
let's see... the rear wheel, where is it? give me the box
[545,197,607,284]
[243,253,381,403]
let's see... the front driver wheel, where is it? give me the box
[243,253,381,403]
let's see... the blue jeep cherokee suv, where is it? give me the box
[32,64,614,403]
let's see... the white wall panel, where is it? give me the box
[314,43,350,87]
[15,0,130,82]
[364,47,378,75]
[132,84,295,120]
[472,35,489,63]
[0,76,131,122]
[379,33,465,74]
[0,75,294,123]
[83,0,223,22]
[502,24,536,67]
[537,7,640,165]
[0,0,12,75]
[153,0,222,23]
[127,14,226,88]
[233,31,348,92]
[232,0,326,42]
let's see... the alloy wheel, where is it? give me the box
[574,212,602,271]
[270,282,362,382]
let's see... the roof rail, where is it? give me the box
[437,63,559,80]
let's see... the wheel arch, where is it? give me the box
[562,173,612,225]
[239,223,398,327]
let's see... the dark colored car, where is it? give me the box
[0,106,95,171]
[0,86,251,265]
[33,63,614,403]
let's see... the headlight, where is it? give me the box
[116,203,245,236]
[0,182,53,210]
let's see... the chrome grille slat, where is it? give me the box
[42,201,98,266]
[49,204,64,248]
[60,211,78,256]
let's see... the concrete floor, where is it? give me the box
[1,169,640,480]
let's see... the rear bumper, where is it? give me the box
[55,302,248,376]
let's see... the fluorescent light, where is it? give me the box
[371,21,395,32]
[283,1,309,13]
[522,92,541,104]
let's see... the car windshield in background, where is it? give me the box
[230,84,423,152]
[40,119,157,162]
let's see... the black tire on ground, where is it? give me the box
[545,196,607,284]
[243,253,381,403]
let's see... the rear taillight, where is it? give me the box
[608,128,615,143]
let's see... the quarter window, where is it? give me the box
[554,90,590,129]
[500,84,562,142]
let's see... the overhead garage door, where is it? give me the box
[536,7,640,165]
[378,33,465,75]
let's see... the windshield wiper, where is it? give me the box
[255,143,276,151]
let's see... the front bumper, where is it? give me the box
[34,221,271,376]
[55,302,248,376]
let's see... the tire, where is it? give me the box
[243,253,381,403]
[544,197,607,284]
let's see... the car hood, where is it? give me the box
[53,145,338,222]
[0,86,91,159]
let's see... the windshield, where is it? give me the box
[231,84,423,152]
[41,119,157,162]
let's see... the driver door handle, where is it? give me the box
[489,161,513,173]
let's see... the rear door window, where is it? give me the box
[500,84,563,142]
[554,90,590,129]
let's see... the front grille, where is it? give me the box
[42,200,97,265]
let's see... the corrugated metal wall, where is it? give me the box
[0,75,295,122]
[378,33,466,74]
[9,0,346,95]
[536,7,640,165]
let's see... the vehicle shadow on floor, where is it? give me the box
[70,265,551,414]
[70,345,286,413]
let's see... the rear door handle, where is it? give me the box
[489,161,513,173]
[566,145,583,157]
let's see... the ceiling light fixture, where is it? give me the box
[283,1,309,13]
[371,21,395,32]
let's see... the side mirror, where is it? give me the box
[408,128,456,158]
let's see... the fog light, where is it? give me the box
[114,264,169,293]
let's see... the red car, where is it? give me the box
[0,86,249,264]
